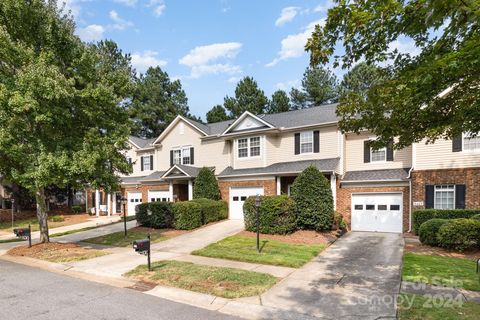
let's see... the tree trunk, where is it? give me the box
[67,185,74,210]
[35,187,49,243]
[11,183,21,213]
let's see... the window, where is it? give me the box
[142,155,152,170]
[354,204,363,210]
[390,205,400,210]
[182,147,191,165]
[463,133,480,152]
[173,149,182,165]
[378,205,387,210]
[172,147,192,165]
[300,131,313,154]
[371,147,386,162]
[366,205,375,210]
[237,137,261,158]
[434,185,455,209]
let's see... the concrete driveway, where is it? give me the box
[260,232,404,320]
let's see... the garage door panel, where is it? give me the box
[229,187,264,220]
[148,190,171,203]
[127,192,142,216]
[351,193,402,233]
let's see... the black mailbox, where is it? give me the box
[13,228,30,238]
[133,239,150,253]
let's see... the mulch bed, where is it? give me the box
[7,242,106,262]
[404,236,480,261]
[238,229,339,245]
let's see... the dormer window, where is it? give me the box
[237,137,261,158]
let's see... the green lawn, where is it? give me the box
[402,252,480,291]
[124,260,277,298]
[82,228,169,247]
[398,293,480,320]
[0,215,66,232]
[192,235,325,268]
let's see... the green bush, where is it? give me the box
[173,201,203,230]
[291,166,334,231]
[243,195,296,235]
[418,219,448,246]
[193,167,220,200]
[191,198,228,224]
[437,219,480,251]
[412,209,480,234]
[136,202,174,229]
[71,205,82,213]
[471,214,480,221]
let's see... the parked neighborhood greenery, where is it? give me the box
[412,209,480,234]
[172,201,203,230]
[418,219,448,247]
[436,219,480,251]
[192,167,221,200]
[243,195,296,235]
[191,198,228,224]
[136,202,175,229]
[291,166,334,231]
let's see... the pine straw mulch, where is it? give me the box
[7,242,108,263]
[404,236,480,261]
[238,229,340,245]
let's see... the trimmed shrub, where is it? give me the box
[191,198,228,224]
[71,205,82,213]
[472,214,480,221]
[136,202,174,229]
[412,209,480,234]
[291,166,334,231]
[193,167,220,200]
[173,201,203,230]
[243,195,296,235]
[418,219,448,246]
[437,219,480,251]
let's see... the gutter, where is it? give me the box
[218,170,336,179]
[407,167,414,233]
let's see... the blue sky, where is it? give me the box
[65,0,415,120]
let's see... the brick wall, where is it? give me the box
[218,179,276,203]
[336,182,410,232]
[412,167,480,209]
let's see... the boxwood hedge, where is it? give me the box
[437,218,480,251]
[172,201,203,230]
[136,202,174,229]
[191,198,228,224]
[243,195,296,235]
[412,209,480,234]
[418,219,448,246]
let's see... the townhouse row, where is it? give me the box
[87,104,480,233]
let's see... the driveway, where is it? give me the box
[260,232,404,320]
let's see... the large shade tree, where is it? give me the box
[338,62,385,100]
[206,104,230,123]
[267,90,290,114]
[224,76,269,117]
[301,66,338,106]
[0,0,134,242]
[306,1,480,149]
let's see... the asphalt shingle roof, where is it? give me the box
[137,171,166,182]
[129,136,155,148]
[342,168,411,182]
[218,158,340,177]
[120,175,147,184]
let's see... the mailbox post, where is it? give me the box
[11,198,15,229]
[121,196,128,238]
[13,224,31,248]
[133,234,151,271]
[255,194,261,253]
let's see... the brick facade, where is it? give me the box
[218,178,276,206]
[411,167,480,210]
[336,182,410,232]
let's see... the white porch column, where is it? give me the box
[169,181,174,202]
[188,180,193,201]
[95,189,100,217]
[107,193,112,217]
[330,174,337,210]
[276,176,281,195]
[112,193,117,216]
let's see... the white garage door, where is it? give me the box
[351,193,403,233]
[148,190,171,203]
[229,187,264,220]
[127,192,142,216]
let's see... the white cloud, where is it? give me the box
[113,0,138,7]
[77,24,105,42]
[266,19,324,67]
[389,38,421,57]
[131,51,168,73]
[148,0,166,17]
[228,76,241,83]
[179,42,243,79]
[275,7,300,27]
[59,0,92,18]
[275,79,301,91]
[314,0,334,13]
[109,10,133,30]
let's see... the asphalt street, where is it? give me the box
[0,260,241,320]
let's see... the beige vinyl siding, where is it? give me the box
[345,132,412,171]
[415,138,480,170]
[266,125,340,166]
[232,135,266,169]
[156,119,230,173]
[122,143,147,177]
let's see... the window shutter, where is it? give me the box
[313,131,320,153]
[294,133,300,155]
[452,134,462,152]
[170,150,174,167]
[141,156,144,171]
[190,147,194,165]
[150,155,153,170]
[363,141,371,163]
[386,141,394,161]
[455,185,466,209]
[425,185,434,209]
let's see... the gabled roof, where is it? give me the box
[161,165,212,179]
[129,136,156,149]
[218,158,340,178]
[342,168,411,183]
[221,111,275,135]
[153,115,208,145]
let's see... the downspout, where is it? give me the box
[407,168,413,233]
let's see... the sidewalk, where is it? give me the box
[401,281,480,304]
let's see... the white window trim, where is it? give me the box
[462,132,480,153]
[236,136,262,160]
[141,155,153,171]
[172,145,192,166]
[434,185,455,210]
[298,131,314,155]
[370,147,387,163]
